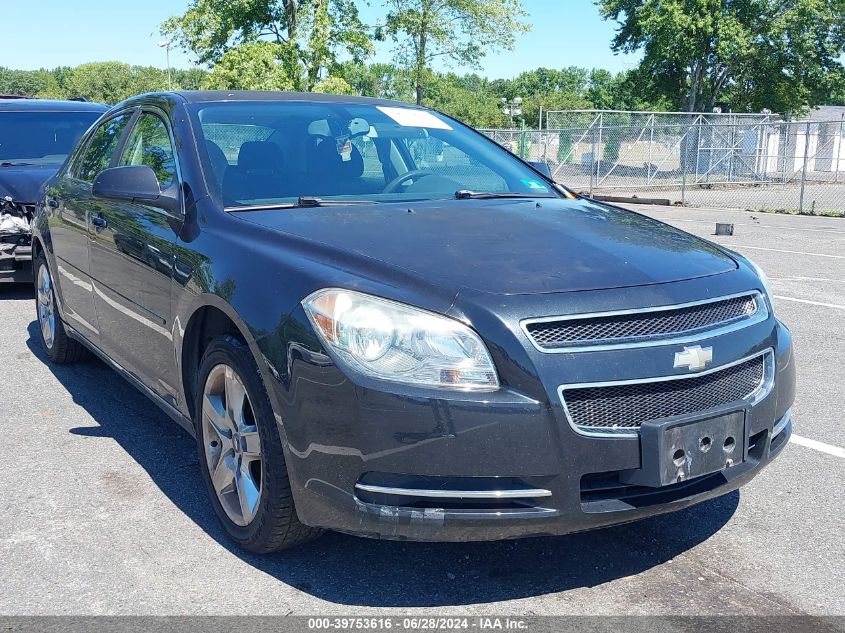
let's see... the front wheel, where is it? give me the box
[34,253,86,363]
[195,335,322,553]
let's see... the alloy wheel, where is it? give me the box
[201,364,263,527]
[36,263,55,350]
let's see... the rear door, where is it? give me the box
[87,109,183,405]
[47,112,133,341]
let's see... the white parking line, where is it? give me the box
[790,434,845,459]
[769,276,844,283]
[666,217,845,235]
[773,296,845,311]
[730,245,845,259]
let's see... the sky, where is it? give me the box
[6,0,641,78]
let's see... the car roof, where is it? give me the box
[172,90,420,109]
[0,98,108,112]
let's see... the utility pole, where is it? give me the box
[501,97,523,128]
[501,97,523,152]
[158,40,173,90]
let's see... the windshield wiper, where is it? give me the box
[225,197,379,212]
[295,196,377,207]
[455,190,554,200]
[1,161,32,167]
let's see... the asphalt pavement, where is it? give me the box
[0,205,842,616]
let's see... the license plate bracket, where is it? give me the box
[620,408,747,488]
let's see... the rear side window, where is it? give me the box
[118,113,177,189]
[75,114,131,183]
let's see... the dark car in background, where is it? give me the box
[32,91,794,552]
[0,98,106,283]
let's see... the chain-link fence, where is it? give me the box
[481,110,845,215]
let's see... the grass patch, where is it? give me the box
[753,207,844,218]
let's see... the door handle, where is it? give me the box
[91,214,108,231]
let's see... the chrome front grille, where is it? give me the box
[560,351,772,435]
[524,293,763,352]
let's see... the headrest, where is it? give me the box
[313,139,364,179]
[238,141,285,171]
[204,139,229,184]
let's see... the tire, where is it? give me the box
[34,252,87,364]
[195,335,323,553]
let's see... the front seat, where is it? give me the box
[204,139,230,189]
[309,139,366,196]
[223,141,287,202]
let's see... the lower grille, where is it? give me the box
[560,352,771,433]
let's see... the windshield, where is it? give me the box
[191,101,557,207]
[0,111,102,165]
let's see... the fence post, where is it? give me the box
[596,113,603,190]
[590,126,597,196]
[694,116,702,182]
[836,115,844,183]
[799,121,811,213]
[519,121,527,159]
[681,126,688,206]
[648,114,654,183]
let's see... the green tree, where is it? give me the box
[64,63,174,103]
[50,66,76,97]
[492,67,593,127]
[172,67,210,91]
[584,68,670,111]
[0,68,62,98]
[382,0,530,105]
[336,62,414,100]
[162,0,372,91]
[312,75,356,94]
[425,73,506,128]
[130,66,172,93]
[507,67,590,101]
[202,42,296,90]
[598,0,845,115]
[65,62,135,103]
[585,69,615,110]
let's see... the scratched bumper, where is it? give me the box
[267,318,795,542]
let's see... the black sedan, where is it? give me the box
[32,92,795,552]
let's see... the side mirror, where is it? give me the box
[528,161,553,179]
[93,165,179,213]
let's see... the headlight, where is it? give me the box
[746,257,774,300]
[302,289,499,391]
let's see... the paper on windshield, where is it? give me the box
[377,106,453,130]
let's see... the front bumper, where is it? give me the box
[268,310,795,542]
[0,237,32,283]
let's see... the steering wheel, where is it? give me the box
[382,169,435,194]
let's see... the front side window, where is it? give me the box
[191,102,556,207]
[76,113,131,183]
[0,110,103,166]
[118,113,177,189]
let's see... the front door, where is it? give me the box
[48,112,133,341]
[87,110,183,405]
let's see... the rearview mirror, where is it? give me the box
[93,165,179,213]
[528,161,552,179]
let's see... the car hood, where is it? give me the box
[240,197,737,295]
[0,164,59,204]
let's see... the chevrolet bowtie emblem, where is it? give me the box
[674,345,713,371]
